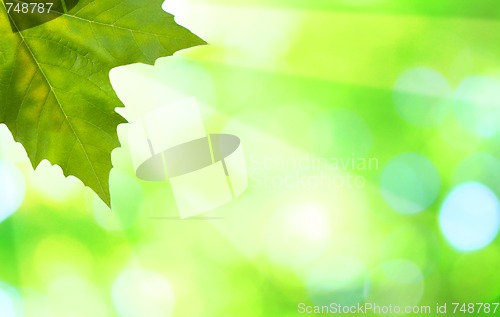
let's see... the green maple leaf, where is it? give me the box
[0,0,205,205]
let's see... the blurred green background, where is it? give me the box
[2,0,500,316]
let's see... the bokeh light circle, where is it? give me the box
[112,268,175,317]
[380,225,430,269]
[266,202,331,268]
[48,275,107,317]
[381,153,440,214]
[393,68,452,127]
[0,282,21,317]
[306,256,368,306]
[455,76,500,138]
[366,259,424,308]
[439,182,500,252]
[0,161,25,222]
[34,235,95,284]
[453,153,500,193]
